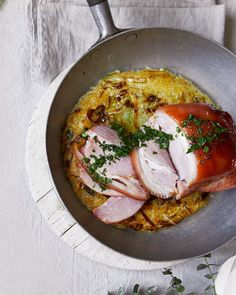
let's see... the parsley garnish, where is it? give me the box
[181,114,228,154]
[111,123,173,150]
[83,155,112,189]
[81,131,89,139]
[66,129,74,141]
[83,123,173,189]
[176,126,181,133]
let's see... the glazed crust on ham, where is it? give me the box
[80,125,148,201]
[155,103,236,198]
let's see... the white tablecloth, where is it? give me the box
[1,0,236,294]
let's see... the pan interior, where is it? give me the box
[46,28,236,261]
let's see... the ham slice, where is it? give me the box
[72,142,146,223]
[81,125,148,201]
[131,140,178,198]
[130,113,178,199]
[72,145,125,197]
[155,103,236,198]
[93,196,145,224]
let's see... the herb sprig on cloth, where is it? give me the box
[0,0,5,8]
[112,253,219,295]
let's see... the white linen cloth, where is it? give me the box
[26,0,225,84]
[2,0,236,294]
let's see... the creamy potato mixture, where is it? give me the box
[62,69,212,231]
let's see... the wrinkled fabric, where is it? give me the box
[26,0,225,84]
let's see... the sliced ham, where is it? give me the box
[80,125,149,201]
[155,103,236,198]
[131,140,178,199]
[130,112,178,199]
[71,104,236,226]
[86,125,122,146]
[93,196,145,224]
[72,140,147,223]
[72,145,125,197]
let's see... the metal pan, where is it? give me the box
[46,0,236,261]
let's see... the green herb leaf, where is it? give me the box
[117,287,125,295]
[197,264,208,271]
[162,268,172,275]
[176,285,185,293]
[203,146,209,153]
[0,0,5,8]
[187,143,202,154]
[205,285,215,291]
[197,127,203,134]
[81,131,88,139]
[66,129,74,141]
[204,274,212,279]
[203,253,212,258]
[188,114,194,120]
[82,157,90,164]
[171,277,182,286]
[176,126,181,133]
[145,285,159,295]
[133,284,140,295]
[111,122,127,141]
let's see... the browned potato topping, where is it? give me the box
[62,69,212,232]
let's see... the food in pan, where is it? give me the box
[62,69,236,231]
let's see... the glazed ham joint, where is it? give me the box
[72,103,236,224]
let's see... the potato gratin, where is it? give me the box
[62,69,225,231]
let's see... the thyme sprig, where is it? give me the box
[112,284,159,295]
[112,253,219,295]
[162,268,185,294]
[197,253,219,294]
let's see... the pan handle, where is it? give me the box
[87,0,121,42]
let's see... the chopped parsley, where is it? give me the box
[203,146,210,153]
[83,123,173,189]
[81,131,89,139]
[111,123,173,150]
[66,129,74,141]
[83,155,112,189]
[176,126,181,133]
[181,114,228,154]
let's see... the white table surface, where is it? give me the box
[1,0,236,294]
